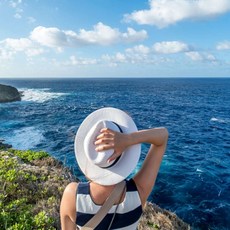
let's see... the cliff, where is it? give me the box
[0,84,21,103]
[0,146,190,230]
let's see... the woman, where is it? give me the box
[60,107,168,230]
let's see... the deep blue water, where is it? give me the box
[0,78,229,230]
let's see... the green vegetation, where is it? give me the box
[147,221,160,229]
[0,149,74,230]
[0,148,190,230]
[8,149,49,162]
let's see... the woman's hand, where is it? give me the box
[94,128,130,163]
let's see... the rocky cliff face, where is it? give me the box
[0,84,21,103]
[0,146,191,229]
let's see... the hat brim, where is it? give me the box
[74,107,141,185]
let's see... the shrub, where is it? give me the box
[0,149,72,229]
[8,149,49,162]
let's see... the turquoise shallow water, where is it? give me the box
[0,78,229,229]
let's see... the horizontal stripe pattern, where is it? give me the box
[77,206,142,229]
[76,179,142,229]
[77,221,139,230]
[77,190,141,214]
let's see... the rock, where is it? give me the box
[0,139,12,149]
[0,84,21,103]
[138,202,190,230]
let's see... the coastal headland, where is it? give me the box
[0,142,190,230]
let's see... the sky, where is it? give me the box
[0,0,230,78]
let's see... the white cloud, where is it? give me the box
[121,27,147,43]
[4,38,33,51]
[153,41,190,54]
[0,38,45,58]
[9,0,22,8]
[186,51,217,62]
[77,23,147,44]
[216,41,230,50]
[102,53,127,64]
[0,48,14,60]
[77,23,121,45]
[30,26,68,48]
[30,23,147,48]
[8,0,23,19]
[25,48,44,57]
[206,54,216,62]
[101,41,219,67]
[14,13,22,19]
[125,0,230,28]
[126,44,150,54]
[66,55,98,66]
[186,51,203,61]
[102,49,172,66]
[102,52,127,67]
[0,23,147,63]
[115,52,126,62]
[102,41,191,66]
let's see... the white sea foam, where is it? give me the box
[196,168,203,172]
[218,190,222,197]
[6,126,45,150]
[20,88,67,103]
[210,117,229,123]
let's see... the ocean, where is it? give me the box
[0,78,229,230]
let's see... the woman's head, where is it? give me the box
[74,107,141,185]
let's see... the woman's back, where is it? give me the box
[60,107,168,230]
[76,179,142,229]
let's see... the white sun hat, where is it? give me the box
[74,107,141,185]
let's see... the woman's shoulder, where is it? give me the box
[62,182,79,199]
[60,182,79,228]
[65,182,79,191]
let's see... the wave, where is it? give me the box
[6,126,45,150]
[210,117,229,123]
[196,168,203,172]
[19,88,68,103]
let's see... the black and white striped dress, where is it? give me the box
[76,179,143,230]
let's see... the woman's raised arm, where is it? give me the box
[95,127,168,207]
[131,128,168,206]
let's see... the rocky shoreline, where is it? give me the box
[0,144,190,229]
[0,84,21,103]
[0,139,12,149]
